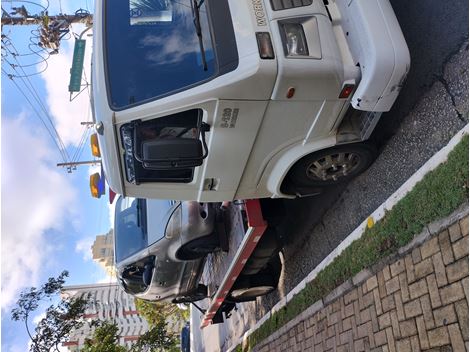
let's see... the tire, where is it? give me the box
[176,234,220,261]
[288,143,377,187]
[242,230,281,275]
[228,274,277,302]
[172,284,208,303]
[229,254,282,302]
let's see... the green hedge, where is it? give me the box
[241,135,468,351]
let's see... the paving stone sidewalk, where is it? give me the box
[254,214,469,352]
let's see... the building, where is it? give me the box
[61,283,149,350]
[91,229,116,276]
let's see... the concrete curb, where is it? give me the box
[227,124,468,352]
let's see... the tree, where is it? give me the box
[134,298,188,327]
[82,320,178,352]
[11,270,90,352]
[130,320,178,352]
[82,321,127,352]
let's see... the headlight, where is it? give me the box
[165,205,182,239]
[280,22,309,57]
[120,124,136,184]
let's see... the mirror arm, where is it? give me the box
[200,122,210,159]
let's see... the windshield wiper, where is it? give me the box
[191,0,208,71]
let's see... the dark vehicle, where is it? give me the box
[180,321,190,352]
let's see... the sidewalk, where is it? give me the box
[253,212,469,352]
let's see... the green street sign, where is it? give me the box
[68,39,86,92]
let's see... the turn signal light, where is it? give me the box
[90,133,101,157]
[256,32,275,59]
[90,172,105,198]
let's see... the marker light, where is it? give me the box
[339,84,355,99]
[286,87,296,99]
[256,32,275,59]
[90,172,105,198]
[90,133,101,157]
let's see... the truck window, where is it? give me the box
[120,109,201,184]
[104,0,216,109]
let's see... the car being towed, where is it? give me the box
[114,196,219,303]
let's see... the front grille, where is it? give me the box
[270,0,313,11]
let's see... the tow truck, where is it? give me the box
[88,0,411,331]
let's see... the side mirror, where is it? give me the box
[141,138,204,170]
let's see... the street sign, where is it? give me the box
[68,39,86,92]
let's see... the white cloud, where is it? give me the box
[108,196,117,231]
[75,236,94,261]
[96,274,117,284]
[40,25,93,147]
[32,312,46,325]
[1,117,78,311]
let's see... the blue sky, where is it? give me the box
[1,1,117,351]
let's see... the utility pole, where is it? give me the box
[2,7,92,52]
[57,160,101,173]
[1,12,92,26]
[2,4,95,174]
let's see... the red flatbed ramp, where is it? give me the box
[200,199,268,328]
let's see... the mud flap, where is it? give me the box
[211,302,236,324]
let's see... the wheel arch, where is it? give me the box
[263,137,337,197]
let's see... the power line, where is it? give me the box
[2,68,68,162]
[2,2,95,173]
[4,40,72,161]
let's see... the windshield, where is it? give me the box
[114,197,148,262]
[104,0,216,109]
[114,197,175,262]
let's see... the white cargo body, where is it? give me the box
[92,0,410,202]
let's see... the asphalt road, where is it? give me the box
[255,0,469,318]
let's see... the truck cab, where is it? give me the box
[92,0,409,201]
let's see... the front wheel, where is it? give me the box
[172,284,208,303]
[176,234,220,261]
[287,143,377,187]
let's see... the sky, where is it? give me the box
[1,1,118,351]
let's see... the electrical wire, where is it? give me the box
[2,3,95,171]
[2,67,68,162]
[3,40,72,161]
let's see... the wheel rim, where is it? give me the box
[230,285,275,299]
[305,152,361,182]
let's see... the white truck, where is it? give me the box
[92,0,410,202]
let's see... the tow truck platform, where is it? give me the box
[199,199,269,328]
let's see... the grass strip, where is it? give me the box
[241,135,468,351]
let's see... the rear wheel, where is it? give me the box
[176,234,220,261]
[288,143,377,187]
[228,254,281,302]
[229,275,277,302]
[242,229,281,275]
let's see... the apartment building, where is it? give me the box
[61,283,149,350]
[91,229,116,276]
